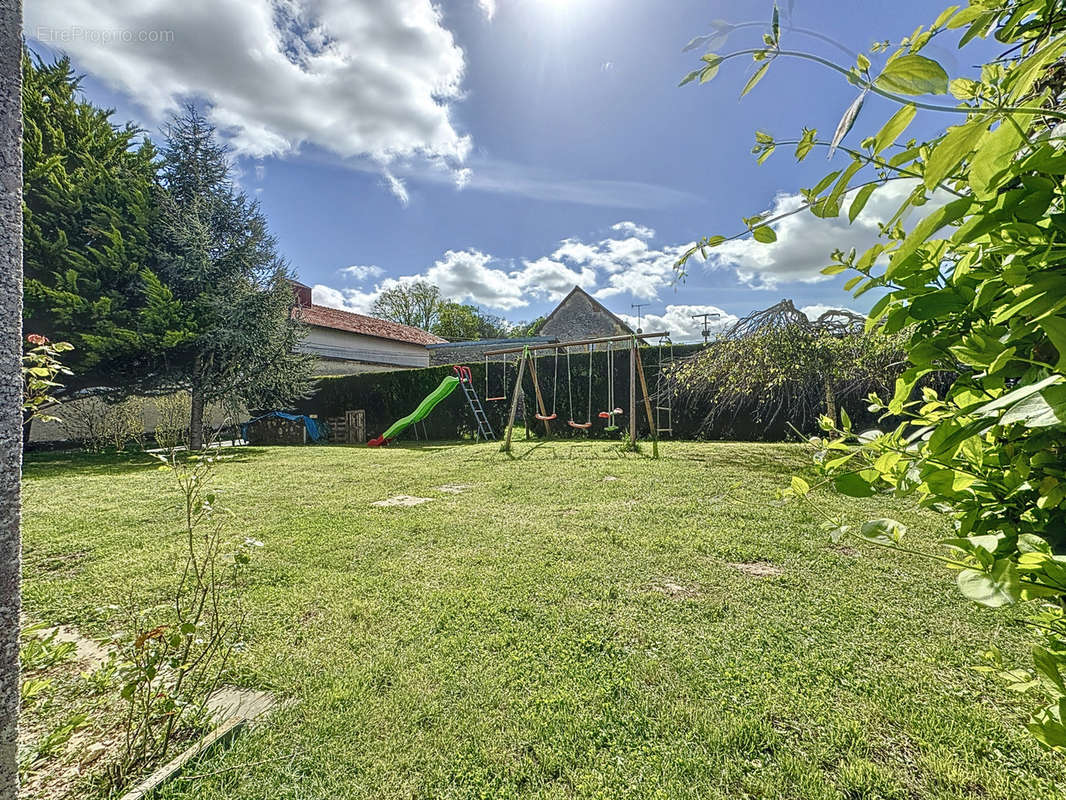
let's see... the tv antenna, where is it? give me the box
[691,312,721,345]
[631,303,648,334]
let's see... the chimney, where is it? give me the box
[289,279,312,308]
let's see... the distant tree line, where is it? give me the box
[371,281,544,341]
[22,52,312,448]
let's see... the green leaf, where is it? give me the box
[976,375,1063,417]
[834,472,876,498]
[1040,316,1066,370]
[872,104,917,155]
[932,5,960,29]
[886,197,973,278]
[956,561,1020,608]
[875,54,949,96]
[859,518,908,545]
[909,290,966,320]
[752,225,777,243]
[700,62,720,84]
[924,118,989,189]
[949,77,981,100]
[848,183,877,222]
[970,119,1027,199]
[741,60,772,97]
[791,476,810,495]
[1000,385,1066,428]
[811,170,841,196]
[1034,646,1066,695]
[679,69,702,87]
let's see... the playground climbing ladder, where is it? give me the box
[454,366,495,441]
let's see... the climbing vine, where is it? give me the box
[680,1,1066,749]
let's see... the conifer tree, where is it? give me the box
[155,106,312,449]
[22,52,188,400]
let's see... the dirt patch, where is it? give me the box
[648,580,701,599]
[371,495,434,507]
[730,561,784,578]
[36,549,90,576]
[435,484,473,494]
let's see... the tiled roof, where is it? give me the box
[295,304,446,346]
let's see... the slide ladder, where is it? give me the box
[455,366,495,441]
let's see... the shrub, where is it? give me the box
[61,397,145,452]
[153,392,191,450]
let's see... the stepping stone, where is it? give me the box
[207,686,276,726]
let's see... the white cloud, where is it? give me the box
[550,234,693,301]
[27,0,471,185]
[382,170,410,207]
[800,304,863,321]
[311,284,379,314]
[706,179,949,289]
[315,222,700,316]
[423,250,528,311]
[478,0,497,20]
[611,221,656,240]
[339,265,384,282]
[619,305,738,343]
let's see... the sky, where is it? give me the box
[25,0,973,341]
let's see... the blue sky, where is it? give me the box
[26,0,971,340]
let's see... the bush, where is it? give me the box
[153,392,191,450]
[60,396,145,452]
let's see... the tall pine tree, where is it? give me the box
[155,106,312,449]
[22,52,189,400]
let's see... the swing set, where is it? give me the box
[483,331,669,456]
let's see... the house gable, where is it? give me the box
[538,286,634,342]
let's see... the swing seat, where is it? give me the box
[487,396,507,402]
[568,420,593,430]
[598,411,610,419]
[604,425,619,432]
[535,413,557,421]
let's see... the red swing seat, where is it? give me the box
[568,420,593,429]
[535,412,558,421]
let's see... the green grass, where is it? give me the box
[21,440,1066,799]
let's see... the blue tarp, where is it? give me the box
[241,411,326,443]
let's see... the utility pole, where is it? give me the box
[691,312,721,345]
[630,303,647,334]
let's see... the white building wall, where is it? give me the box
[297,326,430,372]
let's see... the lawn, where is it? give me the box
[21,440,1066,799]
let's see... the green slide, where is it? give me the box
[367,376,461,446]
